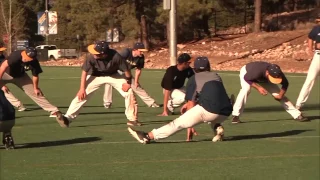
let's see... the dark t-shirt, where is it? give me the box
[82,49,129,76]
[6,50,43,78]
[185,71,232,116]
[119,48,144,70]
[0,54,5,63]
[308,25,320,50]
[161,65,194,90]
[244,61,289,90]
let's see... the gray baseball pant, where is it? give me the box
[1,73,59,113]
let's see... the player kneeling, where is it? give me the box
[128,56,233,144]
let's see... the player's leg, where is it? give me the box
[231,66,251,123]
[106,75,139,126]
[131,78,159,107]
[64,76,105,121]
[128,105,219,144]
[0,90,16,149]
[260,83,308,121]
[167,87,186,114]
[103,83,113,108]
[2,90,26,111]
[296,52,320,109]
[12,74,61,114]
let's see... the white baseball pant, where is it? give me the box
[166,87,186,112]
[65,74,138,121]
[296,50,320,108]
[232,65,301,119]
[151,104,228,140]
[103,78,156,107]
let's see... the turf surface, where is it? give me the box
[0,67,319,180]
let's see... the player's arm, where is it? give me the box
[0,60,9,87]
[161,89,171,115]
[159,68,174,116]
[274,75,289,101]
[244,74,267,95]
[134,68,141,87]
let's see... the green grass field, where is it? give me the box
[0,67,319,180]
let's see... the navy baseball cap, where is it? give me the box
[133,42,148,52]
[194,56,210,69]
[267,64,283,84]
[21,47,37,60]
[177,53,194,63]
[88,41,109,55]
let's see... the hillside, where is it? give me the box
[41,29,313,73]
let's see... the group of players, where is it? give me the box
[0,21,318,148]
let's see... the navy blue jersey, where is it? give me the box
[0,90,15,121]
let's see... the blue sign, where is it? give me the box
[37,12,47,35]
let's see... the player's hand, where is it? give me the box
[1,86,10,93]
[158,111,169,116]
[180,103,188,114]
[34,88,44,96]
[77,89,86,101]
[122,83,131,92]
[134,82,140,88]
[186,128,198,142]
[258,87,268,96]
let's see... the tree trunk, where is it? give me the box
[140,15,149,50]
[254,0,262,33]
[166,20,170,47]
[202,15,211,37]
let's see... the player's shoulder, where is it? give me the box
[7,50,22,62]
[119,48,131,58]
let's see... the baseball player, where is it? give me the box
[128,56,233,144]
[0,90,16,149]
[60,41,141,127]
[231,61,308,124]
[0,45,26,111]
[0,47,66,127]
[103,42,160,108]
[158,53,195,116]
[296,17,320,110]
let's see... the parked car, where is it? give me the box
[35,45,78,60]
[35,45,61,60]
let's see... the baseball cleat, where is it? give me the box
[231,116,242,124]
[212,125,224,142]
[55,112,70,128]
[127,127,150,144]
[127,120,142,126]
[294,115,309,122]
[17,105,27,112]
[104,103,112,109]
[3,133,15,150]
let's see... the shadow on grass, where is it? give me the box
[237,115,320,123]
[152,129,313,144]
[73,119,171,128]
[16,137,102,149]
[244,104,319,113]
[225,129,314,141]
